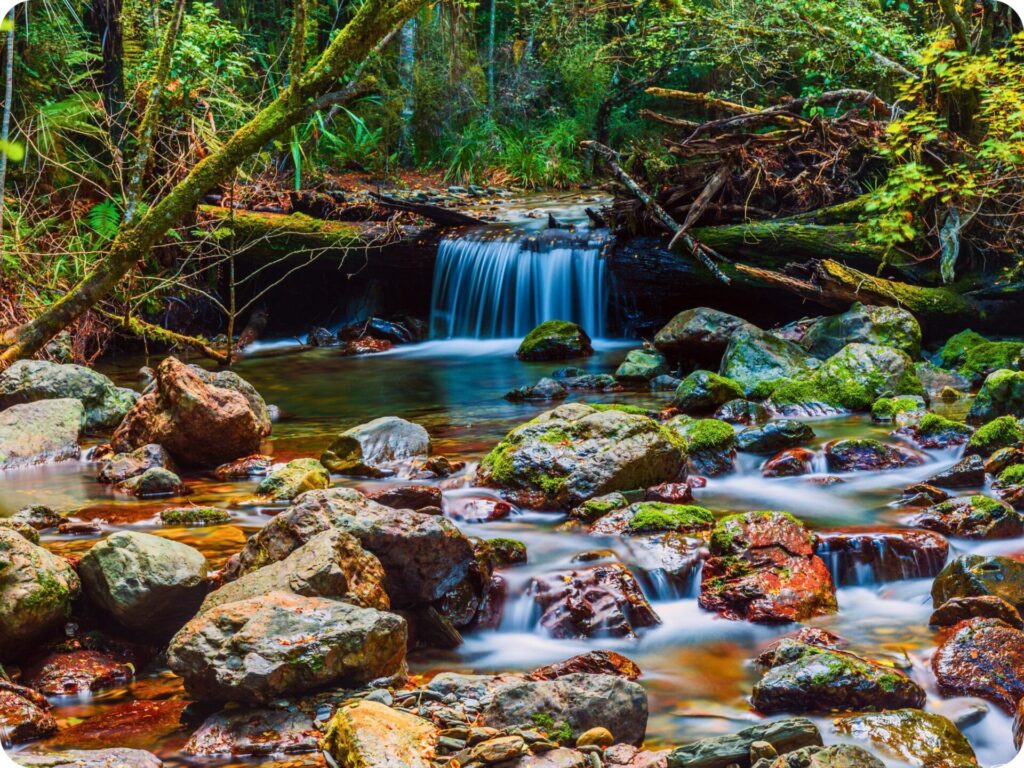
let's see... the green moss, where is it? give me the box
[918,413,971,438]
[160,506,231,525]
[486,537,528,566]
[626,502,714,533]
[531,713,555,730]
[683,419,736,454]
[871,396,922,420]
[538,428,571,444]
[516,320,591,361]
[999,465,1024,485]
[967,416,1024,455]
[749,378,785,401]
[936,329,989,369]
[673,370,745,411]
[22,570,71,613]
[588,403,649,416]
[551,722,574,744]
[958,341,1024,381]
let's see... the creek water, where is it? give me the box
[1,206,1019,766]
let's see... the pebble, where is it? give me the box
[364,688,393,706]
[750,741,778,763]
[576,727,614,748]
[470,735,526,763]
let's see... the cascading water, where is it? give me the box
[429,226,611,339]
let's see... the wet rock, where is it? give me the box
[97,444,176,484]
[615,349,669,383]
[342,336,392,356]
[799,303,921,359]
[530,562,660,639]
[814,528,948,585]
[214,453,273,479]
[624,531,705,593]
[664,717,822,768]
[901,483,949,507]
[764,744,884,768]
[824,439,922,472]
[0,529,80,662]
[670,417,736,476]
[160,506,231,525]
[645,482,693,503]
[699,511,837,623]
[870,395,925,422]
[653,307,752,363]
[320,416,430,477]
[428,672,648,746]
[918,362,972,399]
[924,456,986,489]
[306,326,338,347]
[0,681,57,745]
[517,321,593,361]
[650,374,683,392]
[22,650,132,695]
[762,448,816,478]
[323,700,438,768]
[931,617,1024,712]
[413,454,466,479]
[223,488,475,608]
[486,538,528,567]
[964,415,1024,456]
[737,421,814,454]
[590,501,713,535]
[0,398,83,470]
[562,373,622,392]
[529,651,642,681]
[932,555,1024,612]
[719,327,817,396]
[447,496,512,522]
[57,521,102,536]
[935,329,990,369]
[900,414,973,450]
[0,360,137,432]
[985,446,1024,475]
[837,709,977,768]
[715,399,770,425]
[256,458,329,501]
[47,700,186,751]
[13,748,163,768]
[753,640,925,713]
[957,341,1024,385]
[339,317,416,346]
[673,370,744,413]
[911,494,1024,538]
[930,596,1023,629]
[0,519,41,543]
[114,467,188,498]
[477,403,687,508]
[10,505,63,531]
[202,528,388,613]
[368,484,443,512]
[168,591,406,702]
[968,369,1024,422]
[112,357,271,468]
[78,531,209,636]
[184,707,320,757]
[570,493,630,522]
[506,378,569,402]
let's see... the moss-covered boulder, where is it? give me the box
[965,415,1024,455]
[614,349,669,383]
[589,501,714,535]
[957,341,1023,384]
[0,359,137,432]
[114,467,188,498]
[719,327,818,397]
[824,439,922,472]
[653,307,753,363]
[256,458,329,501]
[570,492,631,522]
[800,303,922,359]
[871,396,925,422]
[669,417,736,476]
[673,370,745,413]
[900,414,973,449]
[817,344,923,410]
[0,398,83,471]
[699,511,837,623]
[321,416,430,477]
[736,420,814,454]
[715,398,770,425]
[932,555,1024,612]
[323,700,439,768]
[935,329,989,369]
[516,320,593,361]
[160,506,231,526]
[0,529,81,662]
[752,640,925,713]
[968,370,1024,423]
[834,709,977,768]
[909,495,1024,539]
[931,617,1024,713]
[486,538,528,567]
[477,403,687,508]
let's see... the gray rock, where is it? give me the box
[736,421,814,454]
[183,707,319,757]
[653,307,752,362]
[256,458,330,500]
[766,745,884,768]
[97,444,176,484]
[114,467,188,498]
[665,717,822,768]
[799,303,921,359]
[11,749,162,768]
[615,349,669,383]
[720,328,817,396]
[506,378,569,402]
[0,399,83,470]
[321,416,430,477]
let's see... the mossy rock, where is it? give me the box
[1000,464,1024,485]
[968,369,1024,424]
[486,538,528,567]
[673,370,744,413]
[834,709,977,768]
[719,327,818,396]
[965,416,1024,456]
[935,329,989,369]
[516,320,593,362]
[911,495,1024,540]
[958,341,1023,384]
[256,458,330,501]
[160,506,232,526]
[614,349,669,383]
[931,555,1024,611]
[624,502,714,533]
[801,303,922,359]
[671,418,736,455]
[570,492,630,522]
[918,414,973,442]
[871,396,925,422]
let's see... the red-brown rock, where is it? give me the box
[932,617,1024,713]
[184,707,320,757]
[930,596,1024,629]
[813,528,948,585]
[644,483,693,504]
[763,448,816,478]
[367,484,443,513]
[0,681,57,745]
[529,651,642,681]
[22,650,133,696]
[824,439,923,472]
[214,454,273,479]
[47,700,187,750]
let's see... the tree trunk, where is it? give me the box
[399,17,416,165]
[0,9,14,236]
[89,0,127,149]
[120,0,149,76]
[487,0,496,113]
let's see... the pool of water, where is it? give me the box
[1,339,1018,767]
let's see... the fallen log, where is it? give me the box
[369,192,484,226]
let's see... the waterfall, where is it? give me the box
[429,226,611,339]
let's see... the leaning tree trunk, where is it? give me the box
[0,9,14,235]
[0,0,427,369]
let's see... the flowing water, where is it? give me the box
[1,211,1019,766]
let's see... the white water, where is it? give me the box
[429,226,611,339]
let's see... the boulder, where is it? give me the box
[530,562,660,639]
[477,403,687,508]
[957,341,1024,384]
[516,321,593,361]
[901,415,973,449]
[964,415,1024,456]
[761,745,884,768]
[367,484,443,512]
[901,483,949,507]
[323,700,439,768]
[0,681,57,745]
[114,467,188,498]
[644,482,694,503]
[0,529,80,662]
[699,511,837,623]
[870,395,925,422]
[665,717,822,768]
[824,439,922,472]
[736,421,814,454]
[506,378,569,402]
[22,650,133,696]
[0,359,137,432]
[931,617,1024,712]
[814,528,948,585]
[184,707,320,757]
[837,709,977,768]
[930,596,1023,629]
[615,349,669,383]
[256,458,329,500]
[812,344,922,411]
[715,399,770,425]
[752,640,925,713]
[0,398,83,470]
[167,591,406,702]
[673,370,744,413]
[529,651,642,681]
[908,495,1024,539]
[935,329,989,369]
[670,417,736,476]
[10,505,63,531]
[214,454,273,479]
[12,749,163,768]
[968,369,1024,422]
[78,531,209,636]
[719,327,817,396]
[428,672,648,746]
[762,448,816,478]
[799,303,921,358]
[222,488,474,608]
[97,444,176,484]
[653,307,752,363]
[321,416,430,477]
[924,456,985,489]
[932,555,1024,612]
[201,529,388,613]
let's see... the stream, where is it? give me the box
[0,201,1018,767]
